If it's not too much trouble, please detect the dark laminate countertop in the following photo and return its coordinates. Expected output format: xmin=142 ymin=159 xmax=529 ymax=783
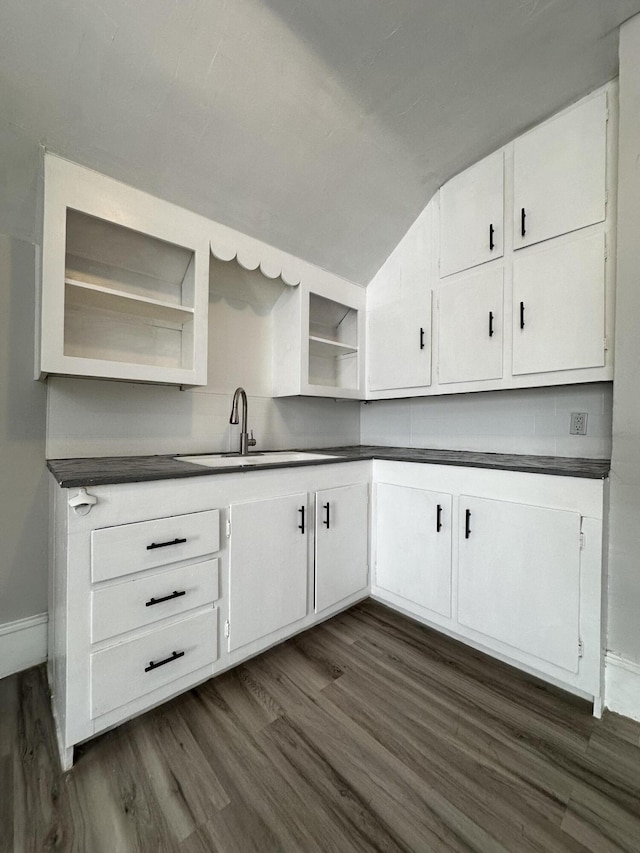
xmin=47 ymin=446 xmax=610 ymax=488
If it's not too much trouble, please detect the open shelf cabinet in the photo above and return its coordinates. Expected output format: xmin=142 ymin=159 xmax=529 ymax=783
xmin=38 ymin=155 xmax=211 ymax=385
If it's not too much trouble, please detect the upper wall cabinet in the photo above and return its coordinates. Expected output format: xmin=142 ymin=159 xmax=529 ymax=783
xmin=367 ymin=293 xmax=431 ymax=392
xmin=439 ymin=150 xmax=504 ymax=278
xmin=272 ymin=277 xmax=366 ymax=399
xmin=39 ymin=155 xmax=211 ymax=385
xmin=513 ymin=91 xmax=608 ymax=250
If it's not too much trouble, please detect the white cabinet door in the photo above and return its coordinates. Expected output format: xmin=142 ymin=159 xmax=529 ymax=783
xmin=375 ymin=484 xmax=452 ymax=618
xmin=440 ymin=150 xmax=504 ymax=278
xmin=457 ymin=495 xmax=581 ymax=673
xmin=512 ymin=232 xmax=606 ymax=376
xmin=315 ymin=483 xmax=369 ymax=612
xmin=438 ymin=266 xmax=503 ymax=384
xmin=514 ymin=91 xmax=607 ymax=249
xmin=229 ymin=493 xmax=308 ymax=651
xmin=367 ymin=294 xmax=431 ymax=392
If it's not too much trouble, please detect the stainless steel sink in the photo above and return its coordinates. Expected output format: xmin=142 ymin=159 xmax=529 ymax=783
xmin=176 ymin=451 xmax=339 ymax=468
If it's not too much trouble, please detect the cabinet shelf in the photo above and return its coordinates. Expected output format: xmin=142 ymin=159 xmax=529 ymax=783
xmin=65 ymin=278 xmax=195 ymax=326
xmin=308 ymin=335 xmax=358 ymax=358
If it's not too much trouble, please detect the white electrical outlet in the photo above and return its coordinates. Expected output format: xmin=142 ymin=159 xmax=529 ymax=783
xmin=570 ymin=412 xmax=588 ymax=435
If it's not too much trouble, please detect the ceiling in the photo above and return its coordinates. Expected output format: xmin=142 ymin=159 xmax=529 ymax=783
xmin=1 ymin=0 xmax=639 ymax=284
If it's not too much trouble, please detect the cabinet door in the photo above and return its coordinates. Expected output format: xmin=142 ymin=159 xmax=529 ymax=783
xmin=315 ymin=483 xmax=369 ymax=612
xmin=514 ymin=91 xmax=607 ymax=249
xmin=229 ymin=493 xmax=308 ymax=651
xmin=367 ymin=294 xmax=431 ymax=392
xmin=375 ymin=484 xmax=452 ymax=618
xmin=440 ymin=150 xmax=504 ymax=278
xmin=458 ymin=495 xmax=581 ymax=672
xmin=438 ymin=267 xmax=503 ymax=384
xmin=512 ymin=232 xmax=605 ymax=376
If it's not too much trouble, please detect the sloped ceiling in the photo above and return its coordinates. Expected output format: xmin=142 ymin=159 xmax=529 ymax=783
xmin=1 ymin=0 xmax=639 ymax=284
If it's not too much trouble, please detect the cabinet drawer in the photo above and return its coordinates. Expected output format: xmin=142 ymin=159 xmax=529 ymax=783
xmin=90 ymin=609 xmax=217 ymax=718
xmin=91 ymin=558 xmax=219 ymax=643
xmin=91 ymin=509 xmax=219 ymax=582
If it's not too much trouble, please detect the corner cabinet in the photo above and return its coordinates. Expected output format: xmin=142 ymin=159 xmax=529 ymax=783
xmin=38 ymin=155 xmax=211 ymax=385
xmin=371 ymin=460 xmax=605 ymax=713
xmin=272 ymin=277 xmax=366 ymax=398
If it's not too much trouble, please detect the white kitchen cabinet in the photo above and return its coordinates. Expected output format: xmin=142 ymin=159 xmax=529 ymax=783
xmin=39 ymin=154 xmax=211 ymax=385
xmin=367 ymin=294 xmax=432 ymax=392
xmin=439 ymin=150 xmax=504 ymax=278
xmin=371 ymin=460 xmax=605 ymax=711
xmin=375 ymin=483 xmax=452 ymax=619
xmin=437 ymin=266 xmax=504 ymax=385
xmin=513 ymin=90 xmax=607 ymax=250
xmin=512 ymin=231 xmax=606 ymax=376
xmin=315 ymin=482 xmax=369 ymax=612
xmin=272 ymin=277 xmax=366 ymax=398
xmin=457 ymin=495 xmax=581 ymax=673
xmin=228 ymin=493 xmax=309 ymax=651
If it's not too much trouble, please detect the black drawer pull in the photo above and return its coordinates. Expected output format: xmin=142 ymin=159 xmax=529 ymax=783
xmin=419 ymin=327 xmax=425 ymax=350
xmin=323 ymin=502 xmax=331 ymax=529
xmin=465 ymin=509 xmax=472 ymax=539
xmin=144 ymin=650 xmax=184 ymax=673
xmin=146 ymin=537 xmax=187 ymax=551
xmin=521 ymin=207 xmax=526 ymax=237
xmin=298 ymin=505 xmax=306 ymax=534
xmin=489 ymin=223 xmax=495 ymax=251
xmin=488 ymin=311 xmax=494 ymax=338
xmin=436 ymin=503 xmax=443 ymax=533
xmin=145 ymin=590 xmax=186 ymax=607
xmin=519 ymin=301 xmax=525 ymax=330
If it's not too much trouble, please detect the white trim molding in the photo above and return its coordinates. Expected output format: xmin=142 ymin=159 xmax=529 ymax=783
xmin=605 ymin=652 xmax=640 ymax=722
xmin=0 ymin=613 xmax=48 ymax=680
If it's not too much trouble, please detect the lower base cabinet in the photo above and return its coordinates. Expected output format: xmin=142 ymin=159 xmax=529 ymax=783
xmin=375 ymin=483 xmax=452 ymax=618
xmin=372 ymin=460 xmax=604 ymax=710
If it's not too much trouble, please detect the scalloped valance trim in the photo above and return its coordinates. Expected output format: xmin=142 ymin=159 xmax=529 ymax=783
xmin=210 ymin=228 xmax=301 ymax=287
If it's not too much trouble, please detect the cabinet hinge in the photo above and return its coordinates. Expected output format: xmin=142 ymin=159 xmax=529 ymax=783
xmin=579 ymin=531 xmax=586 ymax=550
xmin=578 ymin=638 xmax=584 ymax=658
xmin=224 ymin=619 xmax=230 ymax=639
xmin=604 ymin=337 xmax=609 ymax=352
xmin=226 ymin=519 xmax=231 ymax=538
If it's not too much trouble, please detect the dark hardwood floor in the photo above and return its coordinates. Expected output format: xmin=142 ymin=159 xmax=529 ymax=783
xmin=3 ymin=600 xmax=640 ymax=852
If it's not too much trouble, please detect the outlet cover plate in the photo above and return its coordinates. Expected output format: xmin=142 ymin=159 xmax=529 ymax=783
xmin=570 ymin=412 xmax=588 ymax=435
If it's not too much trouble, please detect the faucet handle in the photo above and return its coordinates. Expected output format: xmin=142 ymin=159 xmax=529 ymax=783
xmin=248 ymin=430 xmax=257 ymax=447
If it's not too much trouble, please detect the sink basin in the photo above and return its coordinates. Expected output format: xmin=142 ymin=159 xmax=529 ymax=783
xmin=176 ymin=451 xmax=339 ymax=468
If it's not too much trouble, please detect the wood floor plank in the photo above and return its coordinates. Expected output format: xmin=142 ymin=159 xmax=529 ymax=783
xmin=5 ymin=600 xmax=640 ymax=852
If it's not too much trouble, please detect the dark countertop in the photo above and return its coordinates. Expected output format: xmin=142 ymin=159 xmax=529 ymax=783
xmin=47 ymin=446 xmax=611 ymax=489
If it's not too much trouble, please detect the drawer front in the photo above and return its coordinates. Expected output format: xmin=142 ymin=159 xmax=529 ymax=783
xmin=91 ymin=609 xmax=218 ymax=718
xmin=91 ymin=509 xmax=220 ymax=582
xmin=91 ymin=558 xmax=219 ymax=643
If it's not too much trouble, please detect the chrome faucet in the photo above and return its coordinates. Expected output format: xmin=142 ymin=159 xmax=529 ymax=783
xmin=229 ymin=387 xmax=256 ymax=456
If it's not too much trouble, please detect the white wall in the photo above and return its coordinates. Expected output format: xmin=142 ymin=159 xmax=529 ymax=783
xmin=608 ymin=14 xmax=640 ymax=665
xmin=0 ymin=123 xmax=48 ymax=625
xmin=362 ymin=384 xmax=613 ymax=458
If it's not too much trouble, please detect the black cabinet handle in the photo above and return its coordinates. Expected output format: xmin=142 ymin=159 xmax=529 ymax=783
xmin=465 ymin=509 xmax=472 ymax=539
xmin=521 ymin=207 xmax=526 ymax=238
xmin=145 ymin=590 xmax=186 ymax=607
xmin=298 ymin=505 xmax=305 ymax=534
xmin=146 ymin=537 xmax=187 ymax=551
xmin=419 ymin=327 xmax=425 ymax=350
xmin=323 ymin=502 xmax=330 ymax=529
xmin=519 ymin=301 xmax=525 ymax=330
xmin=489 ymin=223 xmax=495 ymax=251
xmin=436 ymin=503 xmax=443 ymax=533
xmin=488 ymin=311 xmax=494 ymax=338
xmin=145 ymin=650 xmax=184 ymax=673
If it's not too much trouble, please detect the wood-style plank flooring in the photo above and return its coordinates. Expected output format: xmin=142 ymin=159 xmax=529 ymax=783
xmin=3 ymin=600 xmax=640 ymax=852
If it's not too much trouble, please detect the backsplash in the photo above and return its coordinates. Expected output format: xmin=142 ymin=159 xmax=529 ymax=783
xmin=45 ymin=378 xmax=361 ymax=459
xmin=361 ymin=383 xmax=613 ymax=458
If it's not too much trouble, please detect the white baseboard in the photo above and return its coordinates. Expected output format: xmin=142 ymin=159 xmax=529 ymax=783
xmin=0 ymin=613 xmax=48 ymax=680
xmin=605 ymin=652 xmax=640 ymax=722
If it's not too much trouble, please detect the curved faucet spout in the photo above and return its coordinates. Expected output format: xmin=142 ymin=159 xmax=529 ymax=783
xmin=229 ymin=387 xmax=256 ymax=455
